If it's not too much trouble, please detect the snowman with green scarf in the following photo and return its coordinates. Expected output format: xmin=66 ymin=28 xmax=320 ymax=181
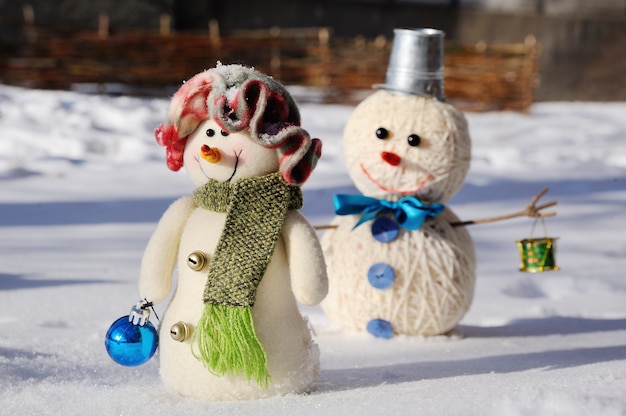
xmin=136 ymin=64 xmax=327 ymax=400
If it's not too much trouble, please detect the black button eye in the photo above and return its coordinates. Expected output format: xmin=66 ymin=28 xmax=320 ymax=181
xmin=206 ymin=129 xmax=216 ymax=137
xmin=407 ymin=134 xmax=421 ymax=147
xmin=376 ymin=127 xmax=389 ymax=139
xmin=220 ymin=130 xmax=229 ymax=137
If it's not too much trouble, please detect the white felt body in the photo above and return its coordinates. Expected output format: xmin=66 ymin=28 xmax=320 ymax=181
xmin=139 ymin=197 xmax=327 ymax=400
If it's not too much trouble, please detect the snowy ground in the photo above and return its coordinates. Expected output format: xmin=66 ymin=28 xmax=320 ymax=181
xmin=0 ymin=84 xmax=625 ymax=415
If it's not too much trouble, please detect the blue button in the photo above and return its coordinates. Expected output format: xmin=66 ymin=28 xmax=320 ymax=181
xmin=366 ymin=319 xmax=394 ymax=339
xmin=371 ymin=217 xmax=399 ymax=243
xmin=367 ymin=262 xmax=395 ymax=289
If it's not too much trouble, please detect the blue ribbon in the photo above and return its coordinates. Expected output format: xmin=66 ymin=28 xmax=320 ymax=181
xmin=333 ymin=194 xmax=445 ymax=231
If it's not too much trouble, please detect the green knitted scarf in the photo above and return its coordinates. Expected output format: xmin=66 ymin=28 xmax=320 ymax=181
xmin=191 ymin=172 xmax=303 ymax=387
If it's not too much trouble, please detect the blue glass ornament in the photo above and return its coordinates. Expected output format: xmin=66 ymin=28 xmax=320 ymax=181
xmin=366 ymin=318 xmax=394 ymax=339
xmin=367 ymin=262 xmax=395 ymax=289
xmin=105 ymin=316 xmax=158 ymax=366
xmin=371 ymin=217 xmax=399 ymax=243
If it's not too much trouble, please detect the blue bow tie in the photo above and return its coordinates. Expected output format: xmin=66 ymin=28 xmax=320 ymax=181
xmin=334 ymin=194 xmax=445 ymax=231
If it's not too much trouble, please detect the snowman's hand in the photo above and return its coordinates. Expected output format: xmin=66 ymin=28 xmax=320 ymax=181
xmin=524 ymin=187 xmax=558 ymax=218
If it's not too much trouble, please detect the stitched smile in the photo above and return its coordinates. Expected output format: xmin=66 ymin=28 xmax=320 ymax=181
xmin=226 ymin=149 xmax=242 ymax=182
xmin=196 ymin=149 xmax=242 ymax=182
xmin=360 ymin=162 xmax=433 ymax=195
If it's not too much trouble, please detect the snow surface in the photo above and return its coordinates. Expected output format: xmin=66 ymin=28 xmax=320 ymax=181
xmin=0 ymin=84 xmax=625 ymax=415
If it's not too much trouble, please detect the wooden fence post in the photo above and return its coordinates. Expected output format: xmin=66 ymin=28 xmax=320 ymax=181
xmin=23 ymin=4 xmax=35 ymax=25
xmin=98 ymin=13 xmax=109 ymax=39
xmin=22 ymin=4 xmax=37 ymax=42
xmin=209 ymin=18 xmax=220 ymax=42
xmin=318 ymin=27 xmax=331 ymax=87
xmin=160 ymin=14 xmax=171 ymax=36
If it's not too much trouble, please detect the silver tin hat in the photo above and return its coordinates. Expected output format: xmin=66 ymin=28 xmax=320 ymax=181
xmin=374 ymin=28 xmax=445 ymax=101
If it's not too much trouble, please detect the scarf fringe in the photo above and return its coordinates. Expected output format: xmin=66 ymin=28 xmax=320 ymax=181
xmin=192 ymin=303 xmax=270 ymax=387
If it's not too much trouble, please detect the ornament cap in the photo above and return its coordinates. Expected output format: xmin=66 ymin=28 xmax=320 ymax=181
xmin=129 ymin=299 xmax=152 ymax=326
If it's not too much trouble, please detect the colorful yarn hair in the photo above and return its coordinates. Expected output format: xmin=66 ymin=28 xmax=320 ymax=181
xmin=155 ymin=64 xmax=322 ymax=185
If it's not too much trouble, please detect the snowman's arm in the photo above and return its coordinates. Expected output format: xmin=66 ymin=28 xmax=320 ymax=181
xmin=451 ymin=187 xmax=557 ymax=227
xmin=139 ymin=196 xmax=195 ymax=304
xmin=282 ymin=210 xmax=328 ymax=306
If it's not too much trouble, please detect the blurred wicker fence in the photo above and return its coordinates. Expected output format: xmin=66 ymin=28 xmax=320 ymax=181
xmin=0 ymin=25 xmax=539 ymax=111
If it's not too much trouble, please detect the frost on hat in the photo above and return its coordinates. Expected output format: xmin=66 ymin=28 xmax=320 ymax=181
xmin=155 ymin=64 xmax=321 ymax=185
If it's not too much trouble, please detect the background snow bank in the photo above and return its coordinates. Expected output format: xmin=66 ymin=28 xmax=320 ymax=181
xmin=0 ymin=85 xmax=625 ymax=415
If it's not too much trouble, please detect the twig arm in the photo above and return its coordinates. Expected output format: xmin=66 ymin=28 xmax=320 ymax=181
xmin=314 ymin=224 xmax=338 ymax=231
xmin=451 ymin=187 xmax=558 ymax=228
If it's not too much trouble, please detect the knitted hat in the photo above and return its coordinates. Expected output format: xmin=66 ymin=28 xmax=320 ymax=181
xmin=155 ymin=64 xmax=322 ymax=185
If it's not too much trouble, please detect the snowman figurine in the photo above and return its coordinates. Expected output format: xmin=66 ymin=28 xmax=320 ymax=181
xmin=322 ymin=29 xmax=476 ymax=338
xmin=138 ymin=64 xmax=327 ymax=400
xmin=322 ymin=29 xmax=556 ymax=339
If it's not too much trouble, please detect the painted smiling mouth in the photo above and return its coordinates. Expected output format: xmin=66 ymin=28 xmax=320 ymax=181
xmin=360 ymin=162 xmax=433 ymax=195
xmin=196 ymin=149 xmax=242 ymax=182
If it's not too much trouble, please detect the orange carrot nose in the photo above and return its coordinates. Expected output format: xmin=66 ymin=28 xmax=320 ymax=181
xmin=200 ymin=144 xmax=221 ymax=163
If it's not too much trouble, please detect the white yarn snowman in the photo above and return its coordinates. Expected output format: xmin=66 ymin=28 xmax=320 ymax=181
xmin=321 ymin=29 xmax=476 ymax=338
xmin=321 ymin=29 xmax=556 ymax=338
xmin=139 ymin=65 xmax=327 ymax=400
